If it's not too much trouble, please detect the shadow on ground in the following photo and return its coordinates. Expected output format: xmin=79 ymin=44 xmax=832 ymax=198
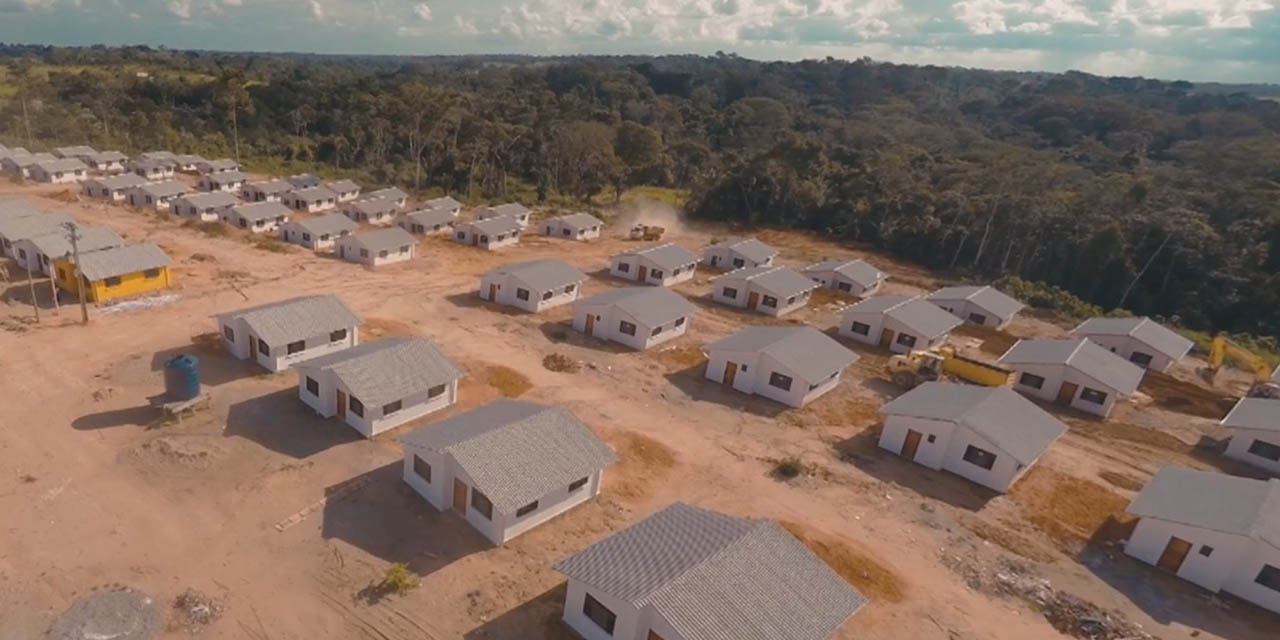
xmin=224 ymin=388 xmax=362 ymax=458
xmin=662 ymin=363 xmax=789 ymax=418
xmin=72 ymin=404 xmax=163 ymax=430
xmin=150 ymin=335 xmax=261 ymax=388
xmin=444 ymin=293 xmax=524 ymax=316
xmin=538 ymin=320 xmax=632 ymax=355
xmin=832 ymin=424 xmax=999 ymax=511
xmin=464 ymin=584 xmax=576 ymax=640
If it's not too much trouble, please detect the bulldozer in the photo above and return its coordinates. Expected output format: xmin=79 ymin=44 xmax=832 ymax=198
xmin=1198 ymin=335 xmax=1280 ymax=399
xmin=886 ymin=346 xmax=1012 ymax=389
xmin=628 ymin=224 xmax=665 ymax=241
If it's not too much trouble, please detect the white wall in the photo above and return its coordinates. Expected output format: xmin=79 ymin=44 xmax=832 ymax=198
xmin=1223 ymin=540 xmax=1280 ymax=614
xmin=609 ymin=255 xmax=696 ymax=287
xmin=702 ymin=246 xmax=772 ymax=270
xmin=542 ymin=221 xmax=600 ymax=241
xmin=300 ymin=371 xmax=459 ymax=438
xmin=32 ymin=167 xmax=86 ymax=184
xmin=933 ymin=299 xmax=1012 ymax=329
xmin=479 ymin=273 xmax=581 ymax=313
xmin=711 ymin=279 xmax=810 ymax=317
xmin=222 ymin=320 xmax=358 ymax=372
xmin=454 ymin=227 xmax=520 ymax=250
xmin=1077 ymin=334 xmax=1176 ymax=373
xmin=335 ymin=240 xmax=415 ymax=267
xmin=704 ymin=350 xmax=839 ymax=407
xmin=839 ymin=312 xmax=946 ymax=354
xmin=1224 ymin=428 xmax=1280 ymax=474
xmin=878 ymin=415 xmax=1025 ymax=492
xmin=1008 ymin=362 xmax=1119 ymax=418
xmin=562 ymin=580 xmax=645 ymax=640
xmin=1126 ymin=518 xmax=1252 ymax=594
xmin=573 ymin=304 xmax=688 ymax=351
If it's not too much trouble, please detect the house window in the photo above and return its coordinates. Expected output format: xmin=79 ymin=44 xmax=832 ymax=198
xmin=962 ymin=445 xmax=997 ymax=470
xmin=378 ymin=250 xmax=388 ymax=258
xmin=850 ymin=321 xmax=870 ymax=336
xmin=1019 ymin=373 xmax=1046 ymax=389
xmin=382 ymin=400 xmax=402 ymax=416
xmin=581 ymin=593 xmax=617 ymax=634
xmin=330 ymin=329 xmax=347 ymax=342
xmin=1256 ymin=565 xmax=1280 ymax=593
xmin=895 ymin=333 xmax=918 ymax=348
xmin=617 ymin=262 xmax=630 ymax=273
xmin=302 ymin=232 xmax=311 ymax=242
xmin=471 ymin=489 xmax=493 ymax=520
xmin=480 ymin=235 xmax=490 ymax=243
xmin=516 ymin=288 xmax=530 ymax=301
xmin=428 ymin=383 xmax=446 ymax=398
xmin=360 ymin=249 xmax=369 ymax=258
xmin=258 ymin=341 xmax=271 ymax=356
xmin=562 ymin=228 xmax=571 ymax=236
xmin=1199 ymin=545 xmax=1214 ymax=557
xmin=1079 ymin=387 xmax=1108 ymax=405
xmin=926 ymin=434 xmax=936 ymax=443
xmin=837 ymin=281 xmax=853 ymax=292
xmin=1247 ymin=439 xmax=1280 ymax=462
xmin=569 ymin=477 xmax=589 ymax=492
xmin=399 ymin=245 xmax=409 ymax=254
xmin=732 ymin=258 xmax=745 ymax=268
xmin=104 ymin=276 xmax=122 ymax=287
xmin=516 ymin=501 xmax=538 ymax=517
xmin=287 ymin=340 xmax=305 ymax=355
xmin=619 ymin=321 xmax=637 ymax=336
xmin=722 ymin=287 xmax=738 ymax=299
xmin=542 ymin=291 xmax=554 ymax=301
xmin=761 ymin=295 xmax=778 ymax=308
xmin=652 ymin=325 xmax=664 ymax=336
xmin=650 ymin=270 xmax=664 ymax=280
xmin=223 ymin=326 xmax=235 ymax=341
xmin=305 ymin=376 xmax=319 ymax=396
xmin=1129 ymin=351 xmax=1154 ymax=367
xmin=769 ymin=372 xmax=793 ymax=391
xmin=674 ymin=317 xmax=685 ymax=327
xmin=349 ymin=396 xmax=364 ymax=417
xmin=968 ymin=312 xmax=988 ymax=324
xmin=565 ymin=284 xmax=577 ymax=293
xmin=456 ymin=231 xmax=466 ymax=240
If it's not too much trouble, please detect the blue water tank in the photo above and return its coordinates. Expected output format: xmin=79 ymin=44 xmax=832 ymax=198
xmin=163 ymin=354 xmax=201 ymax=402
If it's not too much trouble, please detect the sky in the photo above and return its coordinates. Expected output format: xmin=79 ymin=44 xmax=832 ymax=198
xmin=0 ymin=0 xmax=1277 ymax=83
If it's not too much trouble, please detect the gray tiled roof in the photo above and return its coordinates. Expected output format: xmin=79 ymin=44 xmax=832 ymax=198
xmin=246 ymin=179 xmax=294 ymax=195
xmin=299 ymin=337 xmax=463 ymax=407
xmin=999 ymin=338 xmax=1144 ymax=394
xmin=137 ymin=180 xmax=188 ymax=198
xmin=707 ymin=326 xmax=857 ymax=384
xmin=26 ymin=225 xmax=124 ymax=259
xmin=326 ymin=179 xmax=360 ymax=193
xmin=347 ymin=227 xmax=416 ymax=252
xmin=93 ymin=174 xmax=148 ymax=190
xmin=578 ymin=287 xmax=696 ymax=328
xmin=346 ymin=197 xmax=399 ymax=216
xmin=286 ymin=213 xmax=357 ymax=236
xmin=555 ymin=503 xmax=866 ymax=640
xmin=54 ymin=145 xmax=96 ymax=157
xmin=482 ymin=202 xmax=531 ymax=218
xmin=0 ymin=212 xmax=74 ymax=241
xmin=232 ymin=201 xmax=291 ymax=222
xmin=173 ymin=154 xmax=205 ymax=165
xmin=287 ymin=173 xmax=323 ymax=188
xmin=72 ymin=243 xmax=171 ymax=281
xmin=880 ymin=382 xmax=1066 ymax=464
xmin=218 ymin=295 xmax=359 ymax=346
xmin=465 ymin=216 xmax=523 ymax=236
xmin=424 ymin=195 xmax=462 ymax=210
xmin=90 ymin=151 xmax=128 ymax=163
xmin=1221 ymin=397 xmax=1280 ymax=433
xmin=204 ymin=170 xmax=247 ymax=185
xmin=485 ymin=259 xmax=586 ymax=292
xmin=1128 ymin=466 xmax=1280 ymax=549
xmin=803 ymin=259 xmax=885 ymax=288
xmin=202 ymin=159 xmax=240 ymax=172
xmin=619 ymin=243 xmax=699 ymax=271
xmin=176 ymin=191 xmax=238 ymax=209
xmin=401 ymin=207 xmax=457 ymax=228
xmin=928 ymin=285 xmax=1024 ymax=320
xmin=12 ymin=152 xmax=56 ymax=167
xmin=288 ymin=186 xmax=337 ymax=202
xmin=716 ymin=266 xmax=818 ymax=298
xmin=548 ymin=212 xmax=602 ymax=231
xmin=0 ymin=198 xmax=39 ymax=219
xmin=401 ymin=399 xmax=617 ymax=513
xmin=139 ymin=151 xmax=176 ymax=161
xmin=713 ymin=237 xmax=777 ymax=264
xmin=362 ymin=187 xmax=408 ymax=202
xmin=842 ymin=295 xmax=962 ymax=339
xmin=36 ymin=158 xmax=88 ymax=173
xmin=1073 ymin=316 xmax=1194 ymax=361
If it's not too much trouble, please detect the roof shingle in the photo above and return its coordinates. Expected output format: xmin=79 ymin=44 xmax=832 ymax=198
xmin=707 ymin=326 xmax=857 ymax=384
xmin=485 ymin=259 xmax=586 ymax=292
xmin=999 ymin=338 xmax=1144 ymax=394
xmin=1073 ymin=316 xmax=1194 ymax=361
xmin=218 ymin=295 xmax=359 ymax=346
xmin=299 ymin=338 xmax=464 ymax=407
xmin=577 ymin=287 xmax=696 ymax=328
xmin=1127 ymin=466 xmax=1280 ymax=550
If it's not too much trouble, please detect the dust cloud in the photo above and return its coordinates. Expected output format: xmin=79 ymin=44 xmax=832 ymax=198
xmin=610 ymin=196 xmax=686 ymax=235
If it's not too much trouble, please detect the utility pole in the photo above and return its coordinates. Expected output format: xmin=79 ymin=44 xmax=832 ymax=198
xmin=64 ymin=222 xmax=89 ymax=325
xmin=20 ymin=90 xmax=33 ymax=148
xmin=24 ymin=263 xmax=40 ymax=323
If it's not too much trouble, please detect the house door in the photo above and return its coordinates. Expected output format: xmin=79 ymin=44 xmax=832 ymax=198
xmin=488 ymin=284 xmax=497 ymax=301
xmin=471 ymin=233 xmax=479 ymax=246
xmin=336 ymin=389 xmax=347 ymax=418
xmin=1156 ymin=536 xmax=1193 ymax=573
xmin=879 ymin=328 xmax=894 ymax=348
xmin=901 ymin=429 xmax=923 ymax=460
xmin=584 ymin=314 xmax=596 ymax=336
xmin=1056 ymin=381 xmax=1079 ymax=405
xmin=452 ymin=479 xmax=468 ymax=514
xmin=710 ymin=255 xmax=719 ymax=267
xmin=723 ymin=362 xmax=738 ymax=387
xmin=647 ymin=632 xmax=667 ymax=640
xmin=249 ymin=336 xmax=258 ymax=359
xmin=638 ymin=265 xmax=649 ymax=281
xmin=747 ymin=292 xmax=760 ymax=309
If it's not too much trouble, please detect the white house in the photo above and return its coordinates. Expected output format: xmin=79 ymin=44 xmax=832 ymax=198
xmin=454 ymin=216 xmax=522 ymax=250
xmin=400 ymin=399 xmax=617 ymax=545
xmin=1125 ymin=467 xmax=1280 ymax=615
xmin=479 ymin=259 xmax=586 ymax=313
xmin=702 ymin=237 xmax=777 ymax=270
xmin=281 ymin=213 xmax=357 ymax=251
xmin=573 ymin=287 xmax=696 ymax=351
xmin=554 ymin=503 xmax=866 ymax=640
xmin=172 ymin=154 xmax=204 ymax=173
xmin=223 ymin=201 xmax=291 ymax=234
xmin=83 ymin=173 xmax=147 ymax=201
xmin=609 ymin=244 xmax=699 ymax=287
xmin=840 ymin=295 xmax=963 ymax=354
xmin=197 ymin=170 xmax=247 ymax=193
xmin=29 ymin=158 xmax=88 ymax=184
xmin=802 ymin=258 xmax=887 ymax=297
xmin=171 ymin=192 xmax=238 ymax=222
xmin=398 ymin=207 xmax=457 ymax=235
xmin=286 ymin=173 xmax=323 ymax=189
xmin=542 ymin=213 xmax=603 ymax=241
xmin=242 ymin=179 xmax=294 ymax=203
xmin=705 ymin=326 xmax=858 ymax=408
xmin=1222 ymin=398 xmax=1280 ymax=475
xmin=0 ymin=212 xmax=73 ymax=259
xmin=125 ymin=180 xmax=188 ymax=209
xmin=52 ymin=145 xmax=96 ymax=160
xmin=478 ymin=202 xmax=531 ymax=228
xmin=928 ymin=285 xmax=1024 ymax=329
xmin=4 ymin=153 xmax=56 ymax=178
xmin=1072 ymin=316 xmax=1194 ymax=373
xmin=711 ymin=266 xmax=818 ymax=317
xmin=85 ymin=151 xmax=127 ymax=174
xmin=422 ymin=195 xmax=462 ymax=216
xmin=285 ymin=186 xmax=338 ymax=213
xmin=335 ymin=227 xmax=416 ymax=267
xmin=326 ymin=179 xmax=361 ymax=202
xmin=195 ymin=158 xmax=240 ymax=174
xmin=216 ymin=294 xmax=360 ymax=373
xmin=998 ymin=338 xmax=1145 ymax=418
xmin=138 ymin=151 xmax=176 ymax=162
xmin=296 ymin=338 xmax=464 ymax=438
xmin=342 ymin=196 xmax=399 ymax=225
xmin=12 ymin=225 xmax=123 ymax=277
xmin=878 ymin=382 xmax=1067 ymax=493
xmin=360 ymin=187 xmax=409 ymax=208
xmin=129 ymin=158 xmax=175 ymax=181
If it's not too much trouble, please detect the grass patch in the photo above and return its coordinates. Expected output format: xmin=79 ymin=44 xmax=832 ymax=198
xmin=480 ymin=365 xmax=533 ymax=397
xmin=779 ymin=521 xmax=906 ymax=603
xmin=1010 ymin=467 xmax=1129 ymax=551
xmin=620 ymin=185 xmax=690 ymax=207
xmin=1174 ymin=327 xmax=1280 ymax=370
xmin=606 ymin=431 xmax=676 ymax=500
xmin=249 ymin=235 xmax=289 ymax=253
xmin=960 ymin=515 xmax=1057 ymax=563
xmin=773 ymin=456 xmax=807 ymax=479
xmin=184 ymin=220 xmax=229 ymax=237
xmin=542 ymin=353 xmax=580 ymax=373
xmin=360 ymin=317 xmax=419 ymax=339
xmin=1098 ymin=471 xmax=1144 ymax=492
xmin=649 ymin=345 xmax=706 ymax=371
xmin=1069 ymin=419 xmax=1194 ymax=456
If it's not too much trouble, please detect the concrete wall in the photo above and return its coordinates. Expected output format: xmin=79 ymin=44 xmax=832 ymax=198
xmin=704 ymin=350 xmax=840 ymax=407
xmin=573 ymin=304 xmax=688 ymax=351
xmin=542 ymin=221 xmax=601 ymax=241
xmin=839 ymin=312 xmax=947 ymax=354
xmin=562 ymin=580 xmax=645 ymax=640
xmin=702 ymin=246 xmax=773 ymax=270
xmin=126 ymin=191 xmax=179 ymax=210
xmin=712 ymin=280 xmax=810 ymax=317
xmin=878 ymin=415 xmax=1024 ymax=492
xmin=454 ymin=227 xmax=520 ymax=250
xmin=813 ymin=271 xmax=882 ymax=297
xmin=1223 ymin=540 xmax=1280 ymax=614
xmin=281 ymin=226 xmax=348 ymax=251
xmin=173 ymin=202 xmax=226 ymax=222
xmin=222 ymin=213 xmax=285 ymax=234
xmin=298 ymin=369 xmax=458 ymax=438
xmin=400 ymin=219 xmax=456 ymax=236
xmin=1126 ymin=518 xmax=1252 ymax=594
xmin=1008 ymin=362 xmax=1119 ymax=418
xmin=199 ymin=177 xmax=244 ymax=192
xmin=335 ymin=240 xmax=415 ymax=267
xmin=933 ymin=298 xmax=1012 ymax=329
xmin=1224 ymin=428 xmax=1280 ymax=474
xmin=1077 ymin=334 xmax=1176 ymax=373
xmin=221 ymin=320 xmax=358 ymax=372
xmin=609 ymin=255 xmax=696 ymax=287
xmin=479 ymin=273 xmax=580 ymax=313
xmin=31 ymin=167 xmax=86 ymax=184
xmin=289 ymin=198 xmax=336 ymax=213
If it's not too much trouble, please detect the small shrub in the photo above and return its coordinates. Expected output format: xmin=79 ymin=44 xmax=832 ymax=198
xmin=542 ymin=353 xmax=580 ymax=373
xmin=774 ymin=456 xmax=806 ymax=479
xmin=994 ymin=276 xmax=1106 ymax=320
xmin=250 ymin=235 xmax=289 ymax=253
xmin=187 ymin=221 xmax=229 ymax=237
xmin=379 ymin=563 xmax=420 ymax=595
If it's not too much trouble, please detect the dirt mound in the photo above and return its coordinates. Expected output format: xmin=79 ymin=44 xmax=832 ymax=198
xmin=173 ymin=588 xmax=223 ymax=629
xmin=605 ymin=431 xmax=676 ymax=500
xmin=1139 ymin=369 xmax=1232 ymax=419
xmin=478 ymin=365 xmax=532 ymax=397
xmin=953 ymin=323 xmax=1018 ymax=357
xmin=780 ymin=521 xmax=906 ymax=602
xmin=47 ymin=586 xmax=162 ymax=640
xmin=1011 ymin=467 xmax=1129 ymax=550
xmin=542 ymin=353 xmax=581 ymax=373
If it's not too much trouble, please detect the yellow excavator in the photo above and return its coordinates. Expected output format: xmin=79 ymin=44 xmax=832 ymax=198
xmin=886 ymin=346 xmax=1012 ymax=389
xmin=1199 ymin=335 xmax=1280 ymax=399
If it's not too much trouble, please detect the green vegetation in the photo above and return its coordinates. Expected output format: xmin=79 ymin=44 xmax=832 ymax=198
xmin=1174 ymin=328 xmax=1280 ymax=369
xmin=995 ymin=276 xmax=1122 ymax=321
xmin=774 ymin=456 xmax=806 ymax=479
xmin=378 ymin=564 xmax=420 ymax=596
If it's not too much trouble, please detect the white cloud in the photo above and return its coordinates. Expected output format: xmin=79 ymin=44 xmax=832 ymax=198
xmin=167 ymin=0 xmax=191 ymax=19
xmin=307 ymin=0 xmax=322 ymax=20
xmin=413 ymin=2 xmax=430 ymax=21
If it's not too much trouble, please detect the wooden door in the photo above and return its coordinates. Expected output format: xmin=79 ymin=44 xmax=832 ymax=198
xmin=638 ymin=265 xmax=649 ymax=282
xmin=647 ymin=632 xmax=666 ymax=640
xmin=452 ymin=479 xmax=468 ymax=514
xmin=901 ymin=429 xmax=923 ymax=460
xmin=710 ymin=255 xmax=719 ymax=267
xmin=1156 ymin=536 xmax=1192 ymax=573
xmin=1056 ymin=381 xmax=1078 ymax=405
xmin=487 ymin=284 xmax=497 ymax=301
xmin=747 ymin=291 xmax=760 ymax=309
xmin=584 ymin=314 xmax=596 ymax=336
xmin=249 ymin=336 xmax=258 ymax=358
xmin=723 ymin=362 xmax=738 ymax=387
xmin=879 ymin=328 xmax=894 ymax=348
xmin=336 ymin=389 xmax=347 ymax=418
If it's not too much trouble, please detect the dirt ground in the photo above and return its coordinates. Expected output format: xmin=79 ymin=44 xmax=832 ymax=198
xmin=0 ymin=181 xmax=1276 ymax=640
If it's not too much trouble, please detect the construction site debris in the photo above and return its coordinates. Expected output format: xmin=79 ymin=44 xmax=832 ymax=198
xmin=46 ymin=586 xmax=162 ymax=640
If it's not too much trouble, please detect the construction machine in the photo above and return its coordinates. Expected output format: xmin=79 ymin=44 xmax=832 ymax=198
xmin=886 ymin=346 xmax=1012 ymax=389
xmin=1198 ymin=335 xmax=1280 ymax=399
xmin=628 ymin=224 xmax=665 ymax=241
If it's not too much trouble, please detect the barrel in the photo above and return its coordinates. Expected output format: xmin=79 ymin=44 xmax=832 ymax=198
xmin=163 ymin=354 xmax=201 ymax=402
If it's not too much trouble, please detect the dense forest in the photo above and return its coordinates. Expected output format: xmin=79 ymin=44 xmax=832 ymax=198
xmin=2 ymin=45 xmax=1279 ymax=341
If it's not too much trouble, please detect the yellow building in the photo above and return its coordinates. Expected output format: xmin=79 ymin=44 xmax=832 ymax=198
xmin=54 ymin=243 xmax=174 ymax=303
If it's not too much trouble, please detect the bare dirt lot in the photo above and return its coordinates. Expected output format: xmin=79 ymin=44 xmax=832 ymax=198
xmin=1 ymin=182 xmax=1276 ymax=640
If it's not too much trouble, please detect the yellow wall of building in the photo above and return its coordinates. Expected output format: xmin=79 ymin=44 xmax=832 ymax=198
xmin=54 ymin=260 xmax=173 ymax=303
